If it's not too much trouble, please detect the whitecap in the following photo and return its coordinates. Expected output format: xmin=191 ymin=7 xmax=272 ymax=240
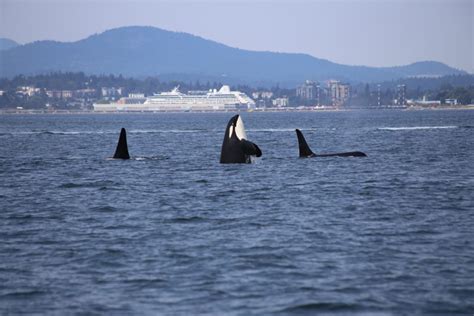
xmin=247 ymin=128 xmax=319 ymax=132
xmin=378 ymin=126 xmax=458 ymax=131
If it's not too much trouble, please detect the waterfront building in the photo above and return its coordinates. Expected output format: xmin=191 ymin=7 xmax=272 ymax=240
xmin=17 ymin=86 xmax=41 ymax=96
xmin=46 ymin=90 xmax=60 ymax=98
xmin=45 ymin=90 xmax=73 ymax=99
xmin=408 ymin=96 xmax=441 ymax=106
xmin=377 ymin=84 xmax=381 ymax=107
xmin=328 ymin=80 xmax=350 ymax=106
xmin=61 ymin=90 xmax=73 ymax=98
xmin=272 ymin=97 xmax=289 ymax=107
xmin=252 ymin=91 xmax=273 ymax=99
xmin=101 ymin=87 xmax=123 ymax=98
xmin=296 ymin=80 xmax=318 ymax=100
xmin=116 ymin=94 xmax=147 ymax=104
xmin=396 ymin=84 xmax=407 ymax=105
xmin=74 ymin=89 xmax=97 ymax=98
xmin=128 ymin=93 xmax=145 ymax=98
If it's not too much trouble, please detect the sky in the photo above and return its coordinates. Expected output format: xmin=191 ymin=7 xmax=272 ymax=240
xmin=1 ymin=0 xmax=473 ymax=73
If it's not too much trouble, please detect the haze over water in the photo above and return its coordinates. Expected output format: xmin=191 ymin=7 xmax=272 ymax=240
xmin=1 ymin=110 xmax=473 ymax=314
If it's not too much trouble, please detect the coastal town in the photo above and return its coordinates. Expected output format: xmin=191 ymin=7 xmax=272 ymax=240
xmin=0 ymin=73 xmax=473 ymax=112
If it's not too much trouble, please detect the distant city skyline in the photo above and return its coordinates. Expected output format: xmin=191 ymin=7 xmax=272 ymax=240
xmin=1 ymin=0 xmax=472 ymax=73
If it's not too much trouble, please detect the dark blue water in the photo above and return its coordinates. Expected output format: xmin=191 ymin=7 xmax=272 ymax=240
xmin=1 ymin=110 xmax=473 ymax=315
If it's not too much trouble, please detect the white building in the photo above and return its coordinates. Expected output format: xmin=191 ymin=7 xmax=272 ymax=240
xmin=272 ymin=97 xmax=289 ymax=107
xmin=101 ymin=87 xmax=123 ymax=98
xmin=17 ymin=86 xmax=41 ymax=96
xmin=296 ymin=80 xmax=318 ymax=100
xmin=408 ymin=96 xmax=441 ymax=105
xmin=128 ymin=93 xmax=145 ymax=99
xmin=252 ymin=91 xmax=274 ymax=99
xmin=328 ymin=80 xmax=350 ymax=106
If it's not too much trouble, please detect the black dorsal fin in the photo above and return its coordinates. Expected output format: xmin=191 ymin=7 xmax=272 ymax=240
xmin=295 ymin=129 xmax=315 ymax=157
xmin=113 ymin=128 xmax=130 ymax=159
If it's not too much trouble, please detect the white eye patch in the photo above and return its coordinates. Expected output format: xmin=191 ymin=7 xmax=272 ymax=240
xmin=235 ymin=116 xmax=247 ymax=140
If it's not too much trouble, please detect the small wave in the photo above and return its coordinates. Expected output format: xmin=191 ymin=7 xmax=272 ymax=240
xmin=1 ymin=129 xmax=207 ymax=136
xmin=1 ymin=128 xmax=326 ymax=136
xmin=91 ymin=206 xmax=119 ymax=213
xmin=59 ymin=180 xmax=118 ymax=188
xmin=130 ymin=129 xmax=205 ymax=134
xmin=47 ymin=131 xmax=111 ymax=135
xmin=106 ymin=156 xmax=167 ymax=161
xmin=1 ymin=290 xmax=46 ymax=299
xmin=0 ymin=130 xmax=115 ymax=135
xmin=123 ymin=277 xmax=165 ymax=285
xmin=170 ymin=216 xmax=206 ymax=223
xmin=132 ymin=156 xmax=168 ymax=161
xmin=248 ymin=128 xmax=318 ymax=132
xmin=195 ymin=179 xmax=209 ymax=184
xmin=378 ymin=126 xmax=457 ymax=131
xmin=279 ymin=302 xmax=360 ymax=313
xmin=60 ymin=183 xmax=85 ymax=188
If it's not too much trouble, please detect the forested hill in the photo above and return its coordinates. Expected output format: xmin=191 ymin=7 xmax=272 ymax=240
xmin=0 ymin=26 xmax=466 ymax=84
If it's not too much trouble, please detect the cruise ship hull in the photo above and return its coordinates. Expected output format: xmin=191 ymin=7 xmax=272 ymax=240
xmin=93 ymin=102 xmax=250 ymax=112
xmin=93 ymin=85 xmax=255 ymax=112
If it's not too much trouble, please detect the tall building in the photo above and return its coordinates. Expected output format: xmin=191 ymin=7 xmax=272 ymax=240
xmin=396 ymin=84 xmax=407 ymax=105
xmin=377 ymin=84 xmax=381 ymax=107
xmin=296 ymin=80 xmax=318 ymax=100
xmin=328 ymin=80 xmax=350 ymax=106
xmin=316 ymin=83 xmax=321 ymax=106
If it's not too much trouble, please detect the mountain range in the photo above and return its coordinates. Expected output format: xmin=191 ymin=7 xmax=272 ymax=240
xmin=0 ymin=26 xmax=466 ymax=86
xmin=0 ymin=38 xmax=19 ymax=51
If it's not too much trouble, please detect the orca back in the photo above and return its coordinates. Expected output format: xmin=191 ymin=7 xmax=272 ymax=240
xmin=113 ymin=128 xmax=130 ymax=159
xmin=317 ymin=151 xmax=367 ymax=157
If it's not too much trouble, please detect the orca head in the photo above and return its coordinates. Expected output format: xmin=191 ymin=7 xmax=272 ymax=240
xmin=227 ymin=114 xmax=247 ymax=141
xmin=220 ymin=114 xmax=261 ymax=163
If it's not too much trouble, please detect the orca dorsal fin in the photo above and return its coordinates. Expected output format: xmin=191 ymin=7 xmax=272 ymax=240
xmin=295 ymin=129 xmax=315 ymax=157
xmin=113 ymin=128 xmax=130 ymax=159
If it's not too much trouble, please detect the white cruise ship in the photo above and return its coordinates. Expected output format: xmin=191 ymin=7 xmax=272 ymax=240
xmin=93 ymin=85 xmax=255 ymax=112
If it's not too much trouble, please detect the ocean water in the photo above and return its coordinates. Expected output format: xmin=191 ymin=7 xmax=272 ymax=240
xmin=0 ymin=110 xmax=473 ymax=315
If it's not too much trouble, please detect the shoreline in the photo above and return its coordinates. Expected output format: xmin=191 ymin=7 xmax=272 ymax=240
xmin=0 ymin=106 xmax=473 ymax=115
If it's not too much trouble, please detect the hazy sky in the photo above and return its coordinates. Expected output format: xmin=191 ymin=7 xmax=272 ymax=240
xmin=1 ymin=0 xmax=473 ymax=72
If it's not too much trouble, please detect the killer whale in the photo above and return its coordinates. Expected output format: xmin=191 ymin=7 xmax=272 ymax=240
xmin=113 ymin=128 xmax=130 ymax=159
xmin=220 ymin=115 xmax=262 ymax=163
xmin=296 ymin=129 xmax=367 ymax=157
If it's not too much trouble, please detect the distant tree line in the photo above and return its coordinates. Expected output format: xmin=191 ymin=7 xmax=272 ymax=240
xmin=0 ymin=72 xmax=227 ymax=95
